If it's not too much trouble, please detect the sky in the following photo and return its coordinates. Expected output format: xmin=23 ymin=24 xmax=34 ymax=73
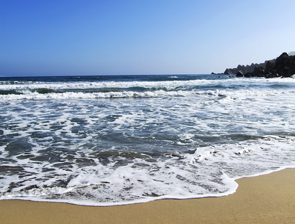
xmin=1 ymin=0 xmax=295 ymax=76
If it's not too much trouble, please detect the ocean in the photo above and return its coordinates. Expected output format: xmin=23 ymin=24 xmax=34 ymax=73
xmin=0 ymin=74 xmax=295 ymax=206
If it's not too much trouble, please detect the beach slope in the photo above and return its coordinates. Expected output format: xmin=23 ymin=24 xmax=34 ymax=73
xmin=0 ymin=169 xmax=294 ymax=224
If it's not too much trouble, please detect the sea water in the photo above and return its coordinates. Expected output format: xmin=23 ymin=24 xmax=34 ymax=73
xmin=0 ymin=74 xmax=295 ymax=206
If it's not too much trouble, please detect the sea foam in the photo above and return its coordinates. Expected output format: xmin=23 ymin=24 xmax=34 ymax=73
xmin=0 ymin=75 xmax=295 ymax=205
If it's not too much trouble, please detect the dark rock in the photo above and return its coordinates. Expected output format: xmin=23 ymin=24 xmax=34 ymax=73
xmin=236 ymin=71 xmax=244 ymax=77
xmin=224 ymin=69 xmax=232 ymax=75
xmin=224 ymin=61 xmax=271 ymax=76
xmin=251 ymin=66 xmax=265 ymax=77
xmin=244 ymin=72 xmax=252 ymax=78
xmin=234 ymin=52 xmax=295 ymax=78
xmin=275 ymin=52 xmax=289 ymax=67
xmin=265 ymin=73 xmax=274 ymax=78
xmin=272 ymin=52 xmax=295 ymax=77
xmin=265 ymin=60 xmax=274 ymax=72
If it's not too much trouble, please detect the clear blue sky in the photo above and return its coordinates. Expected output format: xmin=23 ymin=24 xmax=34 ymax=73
xmin=1 ymin=0 xmax=295 ymax=76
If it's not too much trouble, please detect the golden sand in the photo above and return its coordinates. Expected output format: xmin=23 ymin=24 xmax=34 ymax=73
xmin=1 ymin=169 xmax=295 ymax=224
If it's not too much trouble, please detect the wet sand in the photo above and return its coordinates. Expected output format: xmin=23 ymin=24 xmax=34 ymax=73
xmin=0 ymin=169 xmax=295 ymax=224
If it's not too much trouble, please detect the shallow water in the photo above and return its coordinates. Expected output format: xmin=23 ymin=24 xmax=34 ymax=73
xmin=0 ymin=74 xmax=295 ymax=205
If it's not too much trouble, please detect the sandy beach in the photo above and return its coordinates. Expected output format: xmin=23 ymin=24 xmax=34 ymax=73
xmin=0 ymin=168 xmax=294 ymax=224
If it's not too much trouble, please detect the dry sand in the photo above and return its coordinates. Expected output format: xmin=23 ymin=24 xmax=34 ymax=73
xmin=0 ymin=168 xmax=295 ymax=224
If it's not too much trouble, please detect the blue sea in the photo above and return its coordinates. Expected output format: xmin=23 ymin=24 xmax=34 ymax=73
xmin=0 ymin=74 xmax=295 ymax=206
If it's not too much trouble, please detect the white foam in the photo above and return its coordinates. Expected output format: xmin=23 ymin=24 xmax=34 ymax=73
xmin=1 ymin=77 xmax=295 ymax=206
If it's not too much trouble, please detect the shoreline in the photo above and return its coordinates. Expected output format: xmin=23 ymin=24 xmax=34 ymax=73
xmin=1 ymin=168 xmax=295 ymax=223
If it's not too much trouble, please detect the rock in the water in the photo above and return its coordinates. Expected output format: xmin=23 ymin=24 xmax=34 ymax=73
xmin=236 ymin=71 xmax=244 ymax=77
xmin=265 ymin=60 xmax=274 ymax=72
xmin=234 ymin=52 xmax=295 ymax=78
xmin=224 ymin=68 xmax=233 ymax=75
xmin=252 ymin=66 xmax=265 ymax=77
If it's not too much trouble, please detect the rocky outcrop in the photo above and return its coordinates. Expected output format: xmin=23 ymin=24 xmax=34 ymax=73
xmin=224 ymin=62 xmax=271 ymax=75
xmin=236 ymin=71 xmax=243 ymax=77
xmin=240 ymin=53 xmax=295 ymax=78
xmin=223 ymin=52 xmax=295 ymax=78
